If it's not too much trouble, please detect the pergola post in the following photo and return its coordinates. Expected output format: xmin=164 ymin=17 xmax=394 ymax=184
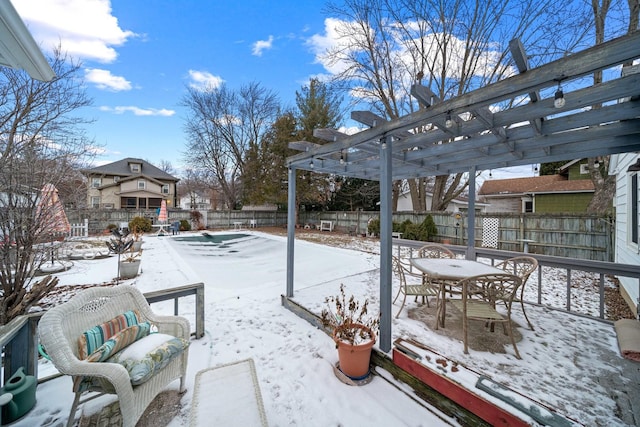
xmin=286 ymin=167 xmax=296 ymax=297
xmin=379 ymin=136 xmax=393 ymax=352
xmin=466 ymin=166 xmax=477 ymax=260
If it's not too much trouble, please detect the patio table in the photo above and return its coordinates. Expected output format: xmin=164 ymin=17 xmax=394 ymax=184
xmin=409 ymin=258 xmax=503 ymax=328
xmin=151 ymin=223 xmax=170 ymax=235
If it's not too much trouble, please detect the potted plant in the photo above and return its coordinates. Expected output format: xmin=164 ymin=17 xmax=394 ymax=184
xmin=321 ymin=284 xmax=380 ymax=381
xmin=105 ymin=229 xmax=139 ymax=280
xmin=118 ymin=246 xmax=142 ymax=279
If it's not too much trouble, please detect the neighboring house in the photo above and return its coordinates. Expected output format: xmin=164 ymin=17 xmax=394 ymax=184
xmin=396 ymin=190 xmax=488 ymax=213
xmin=83 ymin=158 xmax=179 ymax=210
xmin=179 ymin=191 xmax=212 ymax=210
xmin=610 ymin=152 xmax=640 ymax=317
xmin=478 ymin=160 xmax=595 ymax=213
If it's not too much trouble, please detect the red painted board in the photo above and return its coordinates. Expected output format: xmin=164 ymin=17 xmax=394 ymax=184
xmin=392 ymin=348 xmax=531 ymax=427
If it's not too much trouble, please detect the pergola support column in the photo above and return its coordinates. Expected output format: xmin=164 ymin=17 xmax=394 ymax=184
xmin=286 ymin=167 xmax=296 ymax=297
xmin=379 ymin=136 xmax=392 ymax=352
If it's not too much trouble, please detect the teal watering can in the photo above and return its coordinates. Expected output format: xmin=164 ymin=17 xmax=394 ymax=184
xmin=0 ymin=367 xmax=36 ymax=424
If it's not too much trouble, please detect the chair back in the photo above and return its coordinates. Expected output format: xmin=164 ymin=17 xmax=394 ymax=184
xmin=392 ymin=256 xmax=422 ymax=284
xmin=459 ymin=273 xmax=522 ymax=307
xmin=496 ymin=256 xmax=538 ymax=283
xmin=416 ymin=243 xmax=455 ymax=259
xmin=392 ymin=256 xmax=409 ymax=286
xmin=39 ymin=285 xmax=156 ymax=369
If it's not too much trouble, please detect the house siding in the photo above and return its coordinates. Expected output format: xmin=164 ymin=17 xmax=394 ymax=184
xmin=567 ymin=162 xmax=590 ymax=180
xmin=614 ymin=153 xmax=640 ymax=316
xmin=482 ymin=197 xmax=526 ymax=213
xmin=534 ymin=193 xmax=593 ymax=213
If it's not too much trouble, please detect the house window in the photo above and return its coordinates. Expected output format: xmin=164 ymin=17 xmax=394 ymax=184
xmin=138 ymin=180 xmax=146 ymax=190
xmin=524 ymin=201 xmax=534 ymax=213
xmin=91 ymin=196 xmax=100 ymax=208
xmin=113 ymin=176 xmax=120 ymax=183
xmin=92 ymin=178 xmax=101 ymax=188
xmin=632 ymin=173 xmax=638 ymax=245
xmin=162 ymin=184 xmax=170 ymax=194
xmin=580 ymin=164 xmax=589 ymax=174
xmin=121 ymin=197 xmax=137 ymax=209
xmin=130 ymin=163 xmax=141 ymax=173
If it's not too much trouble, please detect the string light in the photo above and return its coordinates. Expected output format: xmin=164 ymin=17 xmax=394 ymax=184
xmin=554 ymin=82 xmax=565 ymax=109
xmin=445 ymin=112 xmax=454 ymax=128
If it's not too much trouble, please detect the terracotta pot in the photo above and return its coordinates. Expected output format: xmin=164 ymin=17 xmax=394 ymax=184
xmin=333 ymin=324 xmax=375 ymax=379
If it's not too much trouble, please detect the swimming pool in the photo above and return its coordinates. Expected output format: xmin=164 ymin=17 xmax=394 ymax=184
xmin=172 ymin=233 xmax=254 ymax=254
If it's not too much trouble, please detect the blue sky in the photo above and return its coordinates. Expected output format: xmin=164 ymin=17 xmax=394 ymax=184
xmin=13 ymin=0 xmax=331 ymax=169
xmin=12 ymin=0 xmax=534 ymax=181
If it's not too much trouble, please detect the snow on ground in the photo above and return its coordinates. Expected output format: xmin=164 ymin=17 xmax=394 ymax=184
xmin=16 ymin=230 xmax=636 ymax=426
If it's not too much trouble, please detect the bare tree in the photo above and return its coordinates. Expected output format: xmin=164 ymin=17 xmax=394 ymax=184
xmin=322 ymin=0 xmax=589 ymax=210
xmin=181 ymin=81 xmax=280 ymax=209
xmin=586 ymin=0 xmax=639 ymax=214
xmin=0 ymin=48 xmax=95 ymax=324
xmin=157 ymin=159 xmax=176 ymax=175
xmin=177 ymin=168 xmax=214 ymax=209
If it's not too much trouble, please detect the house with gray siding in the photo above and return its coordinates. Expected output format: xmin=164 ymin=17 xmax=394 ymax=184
xmin=611 ymin=152 xmax=640 ymax=317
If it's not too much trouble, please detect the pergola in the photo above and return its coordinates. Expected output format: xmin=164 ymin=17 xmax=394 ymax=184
xmin=285 ymin=31 xmax=640 ymax=352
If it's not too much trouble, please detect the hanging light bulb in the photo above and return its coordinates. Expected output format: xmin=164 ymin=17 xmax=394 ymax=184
xmin=554 ymin=82 xmax=565 ymax=109
xmin=339 ymin=151 xmax=345 ymax=165
xmin=489 ymin=170 xmax=493 ymax=178
xmin=445 ymin=113 xmax=454 ymax=128
xmin=309 ymin=159 xmax=314 ymax=169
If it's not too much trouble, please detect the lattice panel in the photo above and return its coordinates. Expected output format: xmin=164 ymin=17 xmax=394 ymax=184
xmin=482 ymin=218 xmax=499 ymax=248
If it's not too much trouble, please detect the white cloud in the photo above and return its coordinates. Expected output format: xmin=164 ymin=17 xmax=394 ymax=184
xmin=85 ymin=68 xmax=131 ymax=91
xmin=99 ymin=106 xmax=175 ymax=116
xmin=187 ymin=70 xmax=224 ymax=91
xmin=13 ymin=0 xmax=136 ymax=63
xmin=307 ymin=17 xmax=515 ymax=87
xmin=252 ymin=35 xmax=274 ymax=56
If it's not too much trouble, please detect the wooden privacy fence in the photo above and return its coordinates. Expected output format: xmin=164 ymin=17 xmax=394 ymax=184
xmin=64 ymin=209 xmax=613 ymax=261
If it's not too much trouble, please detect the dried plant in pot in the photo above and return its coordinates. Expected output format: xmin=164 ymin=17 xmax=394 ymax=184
xmin=321 ymin=284 xmax=380 ymax=380
xmin=105 ymin=229 xmax=141 ymax=280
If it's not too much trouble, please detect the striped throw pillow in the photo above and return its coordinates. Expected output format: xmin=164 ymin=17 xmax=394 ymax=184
xmin=77 ymin=310 xmax=142 ymax=359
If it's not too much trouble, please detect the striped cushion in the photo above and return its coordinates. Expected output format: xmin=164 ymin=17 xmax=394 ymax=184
xmin=85 ymin=322 xmax=151 ymax=363
xmin=77 ymin=310 xmax=142 ymax=359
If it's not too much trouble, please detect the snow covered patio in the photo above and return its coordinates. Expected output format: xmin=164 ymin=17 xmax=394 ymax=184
xmin=13 ymin=230 xmax=640 ymax=426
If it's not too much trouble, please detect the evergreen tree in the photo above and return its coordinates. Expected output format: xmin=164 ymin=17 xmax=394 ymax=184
xmin=294 ymin=79 xmax=343 ymax=213
xmin=242 ymin=112 xmax=297 ymax=208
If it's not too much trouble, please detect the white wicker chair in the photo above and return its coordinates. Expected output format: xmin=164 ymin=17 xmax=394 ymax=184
xmin=38 ymin=285 xmax=190 ymax=427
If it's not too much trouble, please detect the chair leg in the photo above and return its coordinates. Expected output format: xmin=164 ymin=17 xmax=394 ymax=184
xmin=520 ymin=300 xmax=534 ymax=330
xmin=462 ymin=309 xmax=469 ymax=354
xmin=393 ymin=285 xmax=402 ymax=304
xmin=506 ymin=321 xmax=522 ymax=359
xmin=67 ymin=393 xmax=82 ymax=427
xmin=395 ymin=292 xmax=407 ymax=318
